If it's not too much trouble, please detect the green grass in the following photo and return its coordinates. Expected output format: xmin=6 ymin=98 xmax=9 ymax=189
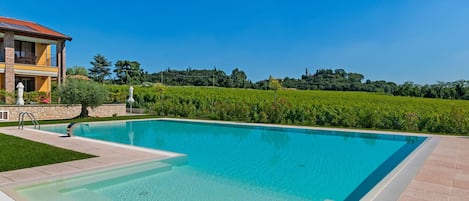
xmin=0 ymin=115 xmax=157 ymax=172
xmin=0 ymin=134 xmax=95 ymax=172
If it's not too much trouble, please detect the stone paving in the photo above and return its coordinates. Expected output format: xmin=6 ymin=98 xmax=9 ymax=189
xmin=0 ymin=127 xmax=169 ymax=187
xmin=398 ymin=136 xmax=469 ymax=201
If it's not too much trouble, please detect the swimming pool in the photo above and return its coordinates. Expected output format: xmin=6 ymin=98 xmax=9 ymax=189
xmin=19 ymin=119 xmax=426 ymax=201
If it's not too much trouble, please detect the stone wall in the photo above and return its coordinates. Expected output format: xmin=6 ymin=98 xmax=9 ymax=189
xmin=0 ymin=104 xmax=126 ymax=121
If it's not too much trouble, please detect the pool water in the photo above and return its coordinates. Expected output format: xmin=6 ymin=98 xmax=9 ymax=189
xmin=25 ymin=120 xmax=426 ymax=201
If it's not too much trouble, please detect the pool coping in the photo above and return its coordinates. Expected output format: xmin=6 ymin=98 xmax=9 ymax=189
xmin=0 ymin=124 xmax=186 ymax=201
xmin=0 ymin=118 xmax=465 ymax=200
xmin=362 ymin=134 xmax=439 ymax=201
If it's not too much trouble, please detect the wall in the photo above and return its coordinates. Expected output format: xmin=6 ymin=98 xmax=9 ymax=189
xmin=35 ymin=76 xmax=50 ymax=92
xmin=0 ymin=104 xmax=126 ymax=121
xmin=14 ymin=63 xmax=58 ymax=74
xmin=36 ymin=43 xmax=47 ymax=66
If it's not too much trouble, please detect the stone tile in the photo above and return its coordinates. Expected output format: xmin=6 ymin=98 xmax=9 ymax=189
xmin=34 ymin=164 xmax=79 ymax=175
xmin=402 ymin=184 xmax=450 ymax=201
xmin=458 ymin=157 xmax=469 ymax=164
xmin=0 ymin=176 xmax=13 ymax=186
xmin=424 ymin=159 xmax=456 ymax=169
xmin=450 ymin=188 xmax=469 ymax=201
xmin=408 ymin=180 xmax=451 ymax=194
xmin=454 ymin=174 xmax=469 ymax=190
xmin=61 ymin=158 xmax=107 ymax=169
xmin=414 ymin=166 xmax=458 ymax=186
xmin=1 ymin=169 xmax=49 ymax=183
xmin=456 ymin=162 xmax=469 ymax=170
xmin=398 ymin=193 xmax=428 ymax=201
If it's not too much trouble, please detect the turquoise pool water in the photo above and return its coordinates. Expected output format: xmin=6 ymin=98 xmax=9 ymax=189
xmin=31 ymin=120 xmax=426 ymax=201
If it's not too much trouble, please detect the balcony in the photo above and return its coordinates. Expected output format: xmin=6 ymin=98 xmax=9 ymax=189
xmin=15 ymin=56 xmax=36 ymax=65
xmin=14 ymin=55 xmax=57 ymax=67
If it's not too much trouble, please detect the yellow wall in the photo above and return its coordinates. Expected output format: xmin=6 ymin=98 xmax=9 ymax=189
xmin=35 ymin=76 xmax=50 ymax=92
xmin=36 ymin=43 xmax=47 ymax=66
xmin=13 ymin=61 xmax=56 ymax=94
xmin=14 ymin=64 xmax=58 ymax=73
xmin=36 ymin=43 xmax=51 ymax=66
xmin=35 ymin=43 xmax=52 ymax=67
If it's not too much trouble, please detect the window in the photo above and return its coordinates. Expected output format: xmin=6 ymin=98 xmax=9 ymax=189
xmin=14 ymin=40 xmax=36 ymax=64
xmin=15 ymin=77 xmax=36 ymax=92
xmin=0 ymin=38 xmax=4 ymax=62
xmin=0 ymin=111 xmax=9 ymax=120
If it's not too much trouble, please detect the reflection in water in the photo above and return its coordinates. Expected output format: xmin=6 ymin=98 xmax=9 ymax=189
xmin=360 ymin=133 xmax=378 ymax=146
xmin=209 ymin=124 xmax=250 ymax=140
xmin=154 ymin=131 xmax=165 ymax=147
xmin=261 ymin=129 xmax=290 ymax=149
xmin=341 ymin=132 xmax=356 ymax=143
xmin=261 ymin=129 xmax=291 ymax=166
xmin=406 ymin=136 xmax=419 ymax=144
xmin=127 ymin=123 xmax=135 ymax=145
xmin=128 ymin=130 xmax=135 ymax=145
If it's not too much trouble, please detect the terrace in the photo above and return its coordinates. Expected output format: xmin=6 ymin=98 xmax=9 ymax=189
xmin=0 ymin=118 xmax=468 ymax=200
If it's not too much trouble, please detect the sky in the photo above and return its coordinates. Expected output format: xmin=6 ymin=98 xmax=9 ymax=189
xmin=1 ymin=0 xmax=469 ymax=84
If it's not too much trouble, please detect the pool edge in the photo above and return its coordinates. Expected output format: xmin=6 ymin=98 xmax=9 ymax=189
xmin=6 ymin=118 xmax=442 ymax=201
xmin=361 ymin=136 xmax=439 ymax=201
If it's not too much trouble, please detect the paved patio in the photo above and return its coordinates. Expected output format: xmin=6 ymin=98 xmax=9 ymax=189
xmin=398 ymin=136 xmax=469 ymax=201
xmin=0 ymin=125 xmax=468 ymax=200
xmin=0 ymin=127 xmax=173 ymax=187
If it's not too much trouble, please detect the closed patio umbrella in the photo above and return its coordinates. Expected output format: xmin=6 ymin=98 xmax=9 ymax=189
xmin=16 ymin=82 xmax=24 ymax=106
xmin=127 ymin=86 xmax=135 ymax=114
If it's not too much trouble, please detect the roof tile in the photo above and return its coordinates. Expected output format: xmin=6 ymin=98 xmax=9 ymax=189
xmin=0 ymin=16 xmax=71 ymax=40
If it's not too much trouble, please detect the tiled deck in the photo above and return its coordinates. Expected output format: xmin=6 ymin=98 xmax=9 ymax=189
xmin=0 ymin=125 xmax=468 ymax=200
xmin=0 ymin=127 xmax=171 ymax=187
xmin=398 ymin=136 xmax=469 ymax=201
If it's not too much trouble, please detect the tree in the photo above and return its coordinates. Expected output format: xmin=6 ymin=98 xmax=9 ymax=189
xmin=57 ymin=78 xmax=108 ymax=118
xmin=269 ymin=75 xmax=282 ymax=107
xmin=230 ymin=68 xmax=248 ymax=88
xmin=66 ymin=66 xmax=89 ymax=76
xmin=268 ymin=76 xmax=282 ymax=90
xmin=89 ymin=54 xmax=112 ymax=83
xmin=114 ymin=60 xmax=145 ymax=84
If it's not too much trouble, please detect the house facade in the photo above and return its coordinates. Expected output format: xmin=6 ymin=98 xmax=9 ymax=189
xmin=0 ymin=16 xmax=71 ymax=103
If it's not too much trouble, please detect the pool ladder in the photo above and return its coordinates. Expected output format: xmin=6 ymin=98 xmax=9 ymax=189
xmin=18 ymin=112 xmax=40 ymax=130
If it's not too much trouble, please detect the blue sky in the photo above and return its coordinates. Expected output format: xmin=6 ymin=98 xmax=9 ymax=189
xmin=2 ymin=0 xmax=469 ymax=84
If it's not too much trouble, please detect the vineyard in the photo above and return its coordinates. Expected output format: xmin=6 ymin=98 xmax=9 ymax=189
xmin=106 ymin=85 xmax=469 ymax=135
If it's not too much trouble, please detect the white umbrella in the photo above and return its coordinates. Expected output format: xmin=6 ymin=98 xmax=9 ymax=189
xmin=16 ymin=82 xmax=24 ymax=106
xmin=127 ymin=86 xmax=135 ymax=114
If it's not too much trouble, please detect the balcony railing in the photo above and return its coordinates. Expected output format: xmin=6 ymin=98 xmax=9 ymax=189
xmin=14 ymin=55 xmax=57 ymax=67
xmin=15 ymin=56 xmax=37 ymax=65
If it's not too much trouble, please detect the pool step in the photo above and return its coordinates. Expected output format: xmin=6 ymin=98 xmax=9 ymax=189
xmin=16 ymin=161 xmax=173 ymax=201
xmin=65 ymin=188 xmax=113 ymax=201
xmin=61 ymin=161 xmax=173 ymax=192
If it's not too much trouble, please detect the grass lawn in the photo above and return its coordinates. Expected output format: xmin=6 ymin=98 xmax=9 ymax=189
xmin=0 ymin=115 xmax=158 ymax=172
xmin=0 ymin=134 xmax=95 ymax=172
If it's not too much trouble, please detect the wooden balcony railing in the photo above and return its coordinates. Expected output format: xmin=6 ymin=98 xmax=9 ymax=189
xmin=14 ymin=56 xmax=57 ymax=67
xmin=15 ymin=56 xmax=37 ymax=65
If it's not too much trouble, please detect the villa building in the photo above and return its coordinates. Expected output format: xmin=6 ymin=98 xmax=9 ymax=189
xmin=0 ymin=16 xmax=71 ymax=103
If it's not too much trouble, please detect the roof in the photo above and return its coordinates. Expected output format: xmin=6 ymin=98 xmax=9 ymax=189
xmin=0 ymin=16 xmax=72 ymax=41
